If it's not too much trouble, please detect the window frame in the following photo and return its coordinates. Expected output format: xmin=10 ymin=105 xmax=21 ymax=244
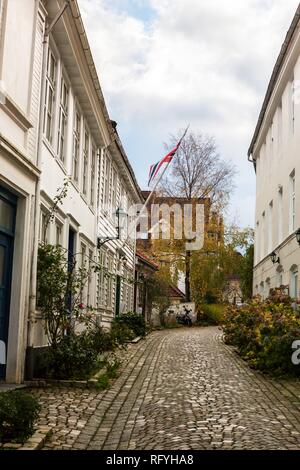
xmin=43 ymin=46 xmax=57 ymax=144
xmin=57 ymin=74 xmax=69 ymax=163
xmin=72 ymin=108 xmax=81 ymax=183
xmin=82 ymin=128 xmax=89 ymax=196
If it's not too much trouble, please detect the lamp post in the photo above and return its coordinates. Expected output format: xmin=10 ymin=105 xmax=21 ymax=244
xmin=97 ymin=207 xmax=127 ymax=249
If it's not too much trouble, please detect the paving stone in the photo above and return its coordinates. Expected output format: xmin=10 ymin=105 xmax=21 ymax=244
xmin=27 ymin=328 xmax=300 ymax=450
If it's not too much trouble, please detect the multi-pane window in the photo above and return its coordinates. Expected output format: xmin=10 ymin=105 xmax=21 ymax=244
xmin=278 ymin=186 xmax=283 ymax=244
xmin=57 ymin=77 xmax=68 ymax=162
xmin=40 ymin=211 xmax=50 ymax=244
xmin=72 ymin=110 xmax=81 ymax=182
xmin=111 ymin=167 xmax=117 ymax=215
xmin=55 ymin=222 xmax=62 ymax=246
xmin=268 ymin=201 xmax=273 ymax=253
xmin=107 ymin=252 xmax=114 ymax=308
xmin=261 ymin=212 xmax=266 ymax=259
xmin=290 ymin=266 xmax=298 ymax=299
xmin=43 ymin=48 xmax=56 ymax=143
xmin=290 ymin=170 xmax=296 ymax=232
xmin=87 ymin=249 xmax=93 ymax=307
xmin=122 ymin=267 xmax=133 ymax=312
xmin=80 ymin=242 xmax=87 ymax=303
xmin=90 ymin=147 xmax=96 ymax=207
xmin=82 ymin=130 xmax=89 ymax=196
xmin=97 ymin=248 xmax=106 ymax=307
xmin=103 ymin=156 xmax=111 ymax=209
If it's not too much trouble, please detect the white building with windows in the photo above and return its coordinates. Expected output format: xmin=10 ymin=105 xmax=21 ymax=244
xmin=249 ymin=5 xmax=300 ymax=300
xmin=0 ymin=0 xmax=142 ymax=383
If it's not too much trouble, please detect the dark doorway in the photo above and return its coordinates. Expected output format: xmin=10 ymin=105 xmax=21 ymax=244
xmin=0 ymin=188 xmax=17 ymax=379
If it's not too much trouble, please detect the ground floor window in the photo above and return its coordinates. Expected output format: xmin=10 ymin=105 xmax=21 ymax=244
xmin=290 ymin=265 xmax=298 ymax=299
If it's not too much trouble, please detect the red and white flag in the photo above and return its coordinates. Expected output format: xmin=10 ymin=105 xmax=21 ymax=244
xmin=148 ymin=126 xmax=189 ymax=186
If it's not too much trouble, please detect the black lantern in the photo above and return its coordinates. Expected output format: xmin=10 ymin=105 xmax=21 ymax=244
xmin=296 ymin=228 xmax=300 ymax=246
xmin=270 ymin=251 xmax=280 ymax=265
xmin=97 ymin=207 xmax=127 ymax=248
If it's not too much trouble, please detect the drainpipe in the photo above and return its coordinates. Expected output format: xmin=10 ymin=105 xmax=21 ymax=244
xmin=26 ymin=1 xmax=70 ymax=379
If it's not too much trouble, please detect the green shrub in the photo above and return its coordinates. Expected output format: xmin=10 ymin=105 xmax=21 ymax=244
xmin=0 ymin=390 xmax=40 ymax=444
xmin=110 ymin=322 xmax=135 ymax=345
xmin=223 ymin=298 xmax=300 ymax=376
xmin=198 ymin=304 xmax=224 ymax=325
xmin=39 ymin=331 xmax=101 ymax=380
xmin=112 ymin=312 xmax=147 ymax=338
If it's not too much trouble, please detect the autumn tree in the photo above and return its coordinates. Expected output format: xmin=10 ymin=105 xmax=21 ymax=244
xmin=159 ymin=130 xmax=236 ymax=301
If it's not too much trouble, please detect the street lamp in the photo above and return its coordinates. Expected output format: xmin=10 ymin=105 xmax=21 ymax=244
xmin=97 ymin=207 xmax=127 ymax=248
xmin=270 ymin=251 xmax=280 ymax=265
xmin=296 ymin=228 xmax=300 ymax=246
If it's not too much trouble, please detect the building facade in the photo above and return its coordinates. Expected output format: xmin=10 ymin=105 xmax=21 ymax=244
xmin=0 ymin=0 xmax=142 ymax=383
xmin=249 ymin=5 xmax=300 ymax=300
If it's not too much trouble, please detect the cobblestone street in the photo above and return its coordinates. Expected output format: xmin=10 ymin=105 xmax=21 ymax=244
xmin=31 ymin=327 xmax=300 ymax=450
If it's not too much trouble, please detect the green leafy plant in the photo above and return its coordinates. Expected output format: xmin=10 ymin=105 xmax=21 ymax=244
xmin=197 ymin=304 xmax=224 ymax=325
xmin=223 ymin=293 xmax=300 ymax=376
xmin=37 ymin=324 xmax=120 ymax=380
xmin=0 ymin=391 xmax=40 ymax=444
xmin=112 ymin=312 xmax=147 ymax=338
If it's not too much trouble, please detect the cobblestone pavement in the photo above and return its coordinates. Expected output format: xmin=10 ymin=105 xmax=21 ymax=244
xmin=31 ymin=327 xmax=300 ymax=450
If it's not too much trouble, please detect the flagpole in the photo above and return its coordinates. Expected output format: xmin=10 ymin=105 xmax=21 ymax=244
xmin=120 ymin=125 xmax=189 ymax=250
xmin=120 ymin=157 xmax=171 ymax=250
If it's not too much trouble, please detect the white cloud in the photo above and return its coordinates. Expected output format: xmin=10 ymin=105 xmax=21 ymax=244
xmin=78 ymin=0 xmax=299 ymax=227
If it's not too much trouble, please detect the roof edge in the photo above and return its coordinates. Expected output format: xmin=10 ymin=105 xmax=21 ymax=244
xmin=248 ymin=5 xmax=300 ymax=158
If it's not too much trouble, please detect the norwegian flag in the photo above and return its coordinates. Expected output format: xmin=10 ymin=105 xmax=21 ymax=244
xmin=148 ymin=126 xmax=189 ymax=186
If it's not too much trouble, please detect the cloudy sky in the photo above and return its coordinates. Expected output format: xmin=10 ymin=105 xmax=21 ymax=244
xmin=78 ymin=0 xmax=299 ymax=227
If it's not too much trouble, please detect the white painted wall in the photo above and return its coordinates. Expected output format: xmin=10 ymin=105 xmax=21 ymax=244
xmin=253 ymin=28 xmax=300 ymax=299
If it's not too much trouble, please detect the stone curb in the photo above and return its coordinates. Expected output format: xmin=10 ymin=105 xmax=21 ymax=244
xmin=25 ymin=378 xmax=98 ymax=389
xmin=0 ymin=426 xmax=52 ymax=450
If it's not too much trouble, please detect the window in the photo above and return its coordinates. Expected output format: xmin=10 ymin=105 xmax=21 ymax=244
xmin=122 ymin=267 xmax=133 ymax=311
xmin=97 ymin=248 xmax=106 ymax=307
xmin=111 ymin=167 xmax=117 ymax=215
xmin=268 ymin=201 xmax=273 ymax=253
xmin=255 ymin=221 xmax=259 ymax=264
xmin=265 ymin=278 xmax=271 ymax=299
xmin=103 ymin=155 xmax=111 ymax=209
xmin=72 ymin=110 xmax=81 ymax=182
xmin=290 ymin=170 xmax=296 ymax=232
xmin=55 ymin=221 xmax=62 ymax=246
xmin=90 ymin=147 xmax=96 ymax=207
xmin=107 ymin=252 xmax=114 ymax=308
xmin=97 ymin=249 xmax=114 ymax=309
xmin=87 ymin=249 xmax=93 ymax=307
xmin=57 ymin=76 xmax=68 ymax=162
xmin=278 ymin=103 xmax=282 ymax=150
xmin=40 ymin=211 xmax=50 ymax=243
xmin=80 ymin=243 xmax=87 ymax=303
xmin=82 ymin=130 xmax=89 ymax=196
xmin=290 ymin=266 xmax=298 ymax=299
xmin=259 ymin=281 xmax=264 ymax=299
xmin=277 ymin=266 xmax=284 ymax=288
xmin=278 ymin=186 xmax=283 ymax=243
xmin=261 ymin=212 xmax=266 ymax=259
xmin=43 ymin=47 xmax=56 ymax=143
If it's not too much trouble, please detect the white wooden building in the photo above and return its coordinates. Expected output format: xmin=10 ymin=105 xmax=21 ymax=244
xmin=0 ymin=0 xmax=142 ymax=382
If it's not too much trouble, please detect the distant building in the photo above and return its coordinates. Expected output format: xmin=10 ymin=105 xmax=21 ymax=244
xmin=136 ymin=191 xmax=212 ymax=295
xmin=249 ymin=5 xmax=300 ymax=300
xmin=223 ymin=275 xmax=243 ymax=305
